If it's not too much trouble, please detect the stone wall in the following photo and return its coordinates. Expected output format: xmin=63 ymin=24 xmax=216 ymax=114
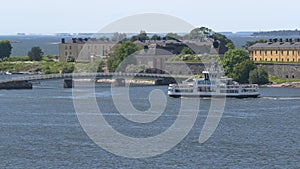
xmin=165 ymin=62 xmax=300 ymax=79
xmin=258 ymin=63 xmax=300 ymax=79
xmin=165 ymin=62 xmax=206 ymax=75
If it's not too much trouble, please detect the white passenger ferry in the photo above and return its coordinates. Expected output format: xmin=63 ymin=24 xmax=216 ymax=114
xmin=168 ymin=71 xmax=260 ymax=98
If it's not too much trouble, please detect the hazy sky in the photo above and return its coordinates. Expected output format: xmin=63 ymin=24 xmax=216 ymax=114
xmin=1 ymin=0 xmax=300 ymax=34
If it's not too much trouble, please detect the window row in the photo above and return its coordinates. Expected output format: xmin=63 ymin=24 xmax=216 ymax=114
xmin=252 ymin=50 xmax=300 ymax=56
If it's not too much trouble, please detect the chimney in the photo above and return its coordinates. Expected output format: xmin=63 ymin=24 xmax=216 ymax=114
xmin=72 ymin=38 xmax=77 ymax=43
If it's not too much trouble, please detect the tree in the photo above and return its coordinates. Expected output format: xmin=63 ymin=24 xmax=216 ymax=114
xmin=249 ymin=67 xmax=269 ymax=85
xmin=107 ymin=41 xmax=139 ymax=72
xmin=222 ymin=49 xmax=250 ymax=76
xmin=165 ymin=33 xmax=182 ymax=40
xmin=180 ymin=47 xmax=195 ymax=55
xmin=150 ymin=34 xmax=161 ymax=41
xmin=111 ymin=32 xmax=127 ymax=42
xmin=212 ymin=32 xmax=235 ymax=53
xmin=231 ymin=60 xmax=257 ymax=83
xmin=0 ymin=40 xmax=13 ymax=60
xmin=189 ymin=27 xmax=212 ymax=39
xmin=28 ymin=46 xmax=43 ymax=61
xmin=130 ymin=31 xmax=149 ymax=42
xmin=243 ymin=39 xmax=267 ymax=49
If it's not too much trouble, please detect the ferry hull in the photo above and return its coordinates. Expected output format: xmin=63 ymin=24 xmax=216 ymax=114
xmin=168 ymin=93 xmax=260 ymax=98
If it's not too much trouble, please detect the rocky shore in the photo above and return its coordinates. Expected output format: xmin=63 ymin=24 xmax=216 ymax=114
xmin=261 ymin=82 xmax=300 ymax=88
xmin=96 ymin=79 xmax=155 ymax=85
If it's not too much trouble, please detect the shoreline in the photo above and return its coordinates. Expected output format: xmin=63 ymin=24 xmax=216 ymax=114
xmin=260 ymin=82 xmax=300 ymax=88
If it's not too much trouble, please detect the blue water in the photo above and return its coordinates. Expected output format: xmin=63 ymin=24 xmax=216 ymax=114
xmin=0 ymin=80 xmax=299 ymax=168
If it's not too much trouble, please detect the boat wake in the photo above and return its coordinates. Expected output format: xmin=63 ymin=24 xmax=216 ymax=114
xmin=261 ymin=96 xmax=300 ymax=100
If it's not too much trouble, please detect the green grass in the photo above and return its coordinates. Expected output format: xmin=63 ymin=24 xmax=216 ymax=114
xmin=255 ymin=61 xmax=300 ymax=65
xmin=269 ymin=76 xmax=300 ymax=83
xmin=0 ymin=61 xmax=75 ymax=74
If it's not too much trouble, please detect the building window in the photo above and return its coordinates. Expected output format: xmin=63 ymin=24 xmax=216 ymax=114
xmin=260 ymin=58 xmax=262 ymax=61
xmin=287 ymin=58 xmax=289 ymax=62
xmin=65 ymin=52 xmax=68 ymax=56
xmin=265 ymin=58 xmax=267 ymax=61
xmin=282 ymin=58 xmax=284 ymax=62
xmin=69 ymin=52 xmax=72 ymax=55
xmin=270 ymin=58 xmax=272 ymax=61
xmin=287 ymin=51 xmax=289 ymax=56
xmin=69 ymin=46 xmax=72 ymax=50
xmin=276 ymin=50 xmax=278 ymax=55
xmin=276 ymin=58 xmax=278 ymax=62
xmin=255 ymin=58 xmax=257 ymax=61
xmin=65 ymin=46 xmax=67 ymax=50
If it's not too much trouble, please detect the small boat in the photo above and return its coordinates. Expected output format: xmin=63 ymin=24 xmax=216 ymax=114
xmin=5 ymin=71 xmax=12 ymax=75
xmin=168 ymin=71 xmax=260 ymax=98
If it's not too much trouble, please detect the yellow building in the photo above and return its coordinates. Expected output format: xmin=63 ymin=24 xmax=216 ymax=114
xmin=59 ymin=38 xmax=115 ymax=62
xmin=248 ymin=39 xmax=300 ymax=62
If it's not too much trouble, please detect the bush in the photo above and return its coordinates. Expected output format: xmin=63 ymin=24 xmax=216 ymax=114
xmin=249 ymin=67 xmax=269 ymax=85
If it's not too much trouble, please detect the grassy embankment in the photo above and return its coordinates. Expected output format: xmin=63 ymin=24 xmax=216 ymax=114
xmin=0 ymin=56 xmax=74 ymax=74
xmin=269 ymin=76 xmax=300 ymax=83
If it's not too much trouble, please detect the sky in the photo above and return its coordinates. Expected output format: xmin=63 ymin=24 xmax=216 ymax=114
xmin=1 ymin=0 xmax=300 ymax=35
